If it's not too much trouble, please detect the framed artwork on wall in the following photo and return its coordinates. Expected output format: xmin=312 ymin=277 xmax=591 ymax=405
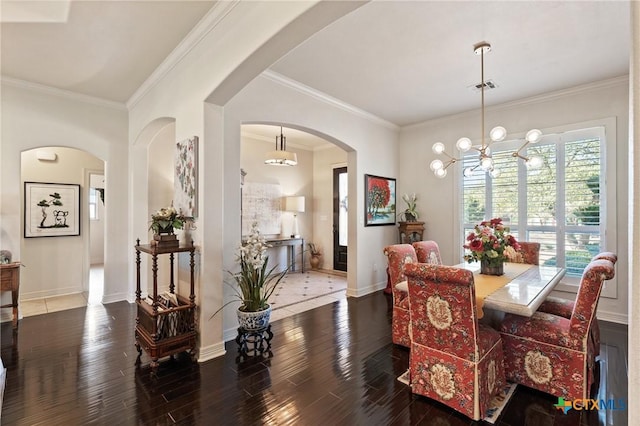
xmin=24 ymin=182 xmax=81 ymax=238
xmin=364 ymin=174 xmax=396 ymax=226
xmin=174 ymin=136 xmax=198 ymax=218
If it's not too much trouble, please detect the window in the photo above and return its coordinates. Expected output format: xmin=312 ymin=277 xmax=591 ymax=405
xmin=89 ymin=187 xmax=99 ymax=220
xmin=461 ymin=124 xmax=611 ymax=282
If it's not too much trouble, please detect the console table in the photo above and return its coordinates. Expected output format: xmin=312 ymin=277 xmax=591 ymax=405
xmin=1 ymin=263 xmax=20 ymax=329
xmin=267 ymin=237 xmax=304 ymax=273
xmin=398 ymin=221 xmax=425 ymax=244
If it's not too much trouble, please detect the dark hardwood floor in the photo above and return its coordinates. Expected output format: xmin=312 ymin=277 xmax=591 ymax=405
xmin=0 ymin=292 xmax=627 ymax=425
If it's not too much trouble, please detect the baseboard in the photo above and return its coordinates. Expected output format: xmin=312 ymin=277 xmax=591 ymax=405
xmin=198 ymin=341 xmax=227 ymax=363
xmin=347 ymin=280 xmax=386 ymax=298
xmin=597 ymin=309 xmax=628 ymax=325
xmin=101 ymin=292 xmax=130 ymax=304
xmin=20 ymin=286 xmax=83 ymax=300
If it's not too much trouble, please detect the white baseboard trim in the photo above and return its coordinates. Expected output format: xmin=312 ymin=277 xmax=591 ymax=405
xmin=597 ymin=309 xmax=628 ymax=325
xmin=198 ymin=342 xmax=227 ymax=363
xmin=102 ymin=292 xmax=130 ymax=304
xmin=20 ymin=287 xmax=83 ymax=300
xmin=346 ymin=280 xmax=386 ymax=298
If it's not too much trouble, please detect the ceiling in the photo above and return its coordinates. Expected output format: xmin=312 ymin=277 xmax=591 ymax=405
xmin=1 ymin=1 xmax=631 ymax=141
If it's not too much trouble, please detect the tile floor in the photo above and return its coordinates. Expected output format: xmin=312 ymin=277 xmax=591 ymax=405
xmin=19 ymin=268 xmax=348 ymax=323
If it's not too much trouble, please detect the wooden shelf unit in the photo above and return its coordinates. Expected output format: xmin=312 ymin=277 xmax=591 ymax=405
xmin=1 ymin=262 xmax=20 ymax=329
xmin=134 ymin=240 xmax=196 ymax=373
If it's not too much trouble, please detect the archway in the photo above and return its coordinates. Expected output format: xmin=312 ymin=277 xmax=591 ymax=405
xmin=19 ymin=146 xmax=104 ymax=314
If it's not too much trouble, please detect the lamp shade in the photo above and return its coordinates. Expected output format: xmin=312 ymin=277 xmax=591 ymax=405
xmin=285 ymin=196 xmax=305 ymax=213
xmin=264 ymin=150 xmax=297 ymax=166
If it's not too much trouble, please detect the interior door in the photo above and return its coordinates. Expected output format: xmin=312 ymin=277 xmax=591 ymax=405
xmin=333 ymin=167 xmax=348 ymax=271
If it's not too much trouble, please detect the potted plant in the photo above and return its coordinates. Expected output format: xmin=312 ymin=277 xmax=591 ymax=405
xmin=149 ymin=205 xmax=185 ymax=235
xmin=400 ymin=193 xmax=419 ymax=222
xmin=211 ymin=222 xmax=288 ymax=331
xmin=308 ymin=242 xmax=322 ymax=270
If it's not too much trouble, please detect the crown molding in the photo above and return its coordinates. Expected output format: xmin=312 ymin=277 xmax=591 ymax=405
xmin=1 ymin=76 xmax=127 ymax=111
xmin=404 ymin=75 xmax=630 ymax=130
xmin=261 ymin=70 xmax=399 ymax=131
xmin=126 ymin=0 xmax=240 ymax=110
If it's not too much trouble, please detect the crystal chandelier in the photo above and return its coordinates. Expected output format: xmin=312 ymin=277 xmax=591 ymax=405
xmin=265 ymin=126 xmax=297 ymax=166
xmin=429 ymin=41 xmax=543 ymax=179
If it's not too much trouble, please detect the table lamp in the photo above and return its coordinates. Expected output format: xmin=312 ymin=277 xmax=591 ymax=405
xmin=285 ymin=196 xmax=305 ymax=238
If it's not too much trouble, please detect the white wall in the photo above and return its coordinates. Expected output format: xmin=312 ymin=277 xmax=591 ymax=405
xmin=399 ymin=77 xmax=630 ymax=323
xmin=0 ymin=82 xmax=129 ymax=310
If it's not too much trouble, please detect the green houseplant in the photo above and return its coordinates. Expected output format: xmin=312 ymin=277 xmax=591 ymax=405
xmin=212 ymin=222 xmax=288 ymax=330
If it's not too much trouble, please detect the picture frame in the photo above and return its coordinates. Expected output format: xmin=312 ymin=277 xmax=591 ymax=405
xmin=24 ymin=182 xmax=81 ymax=238
xmin=174 ymin=136 xmax=198 ymax=218
xmin=364 ymin=174 xmax=396 ymax=226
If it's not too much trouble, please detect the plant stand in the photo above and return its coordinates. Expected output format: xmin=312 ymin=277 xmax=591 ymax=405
xmin=235 ymin=325 xmax=273 ymax=359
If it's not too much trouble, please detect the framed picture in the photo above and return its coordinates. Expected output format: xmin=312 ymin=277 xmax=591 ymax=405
xmin=365 ymin=174 xmax=396 ymax=226
xmin=24 ymin=182 xmax=81 ymax=238
xmin=174 ymin=136 xmax=198 ymax=218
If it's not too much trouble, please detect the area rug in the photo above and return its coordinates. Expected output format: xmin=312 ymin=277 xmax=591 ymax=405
xmin=396 ymin=370 xmax=517 ymax=424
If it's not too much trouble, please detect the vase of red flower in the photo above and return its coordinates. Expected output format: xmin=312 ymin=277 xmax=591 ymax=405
xmin=480 ymin=259 xmax=504 ymax=276
xmin=463 ymin=218 xmax=520 ymax=276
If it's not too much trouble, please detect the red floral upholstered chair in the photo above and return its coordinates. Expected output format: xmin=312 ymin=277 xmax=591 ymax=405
xmin=537 ymin=252 xmax=617 ymax=357
xmin=412 ymin=240 xmax=443 ymax=265
xmin=499 ymin=258 xmax=615 ymax=401
xmin=506 ymin=241 xmax=540 ymax=265
xmin=404 ymin=263 xmax=506 ymax=420
xmin=383 ymin=244 xmax=417 ymax=348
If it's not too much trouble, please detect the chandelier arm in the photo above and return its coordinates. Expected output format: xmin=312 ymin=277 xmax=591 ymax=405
xmin=511 ymin=140 xmax=531 ymax=160
xmin=439 ymin=150 xmax=457 ymax=160
xmin=442 ymin=158 xmax=457 ymax=170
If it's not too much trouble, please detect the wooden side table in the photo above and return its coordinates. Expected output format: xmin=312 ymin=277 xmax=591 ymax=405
xmin=1 ymin=262 xmax=21 ymax=329
xmin=134 ymin=240 xmax=197 ymax=374
xmin=398 ymin=221 xmax=425 ymax=244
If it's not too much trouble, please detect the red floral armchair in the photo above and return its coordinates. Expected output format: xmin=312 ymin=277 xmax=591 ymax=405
xmin=506 ymin=241 xmax=540 ymax=265
xmin=499 ymin=258 xmax=615 ymax=401
xmin=404 ymin=263 xmax=506 ymax=420
xmin=536 ymin=252 xmax=617 ymax=357
xmin=412 ymin=240 xmax=442 ymax=265
xmin=383 ymin=244 xmax=418 ymax=347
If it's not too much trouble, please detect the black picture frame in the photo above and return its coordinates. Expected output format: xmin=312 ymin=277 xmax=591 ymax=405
xmin=364 ymin=174 xmax=396 ymax=226
xmin=24 ymin=182 xmax=81 ymax=238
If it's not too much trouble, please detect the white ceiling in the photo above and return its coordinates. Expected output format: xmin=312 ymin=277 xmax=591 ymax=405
xmin=0 ymin=0 xmax=631 ymax=137
xmin=0 ymin=0 xmax=215 ymax=102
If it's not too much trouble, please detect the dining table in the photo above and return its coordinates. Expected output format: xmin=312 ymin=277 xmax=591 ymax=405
xmin=455 ymin=261 xmax=566 ymax=319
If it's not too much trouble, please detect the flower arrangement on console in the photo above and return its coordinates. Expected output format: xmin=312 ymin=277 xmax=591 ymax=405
xmin=463 ymin=218 xmax=520 ymax=268
xmin=149 ymin=205 xmax=186 ymax=234
xmin=230 ymin=222 xmax=288 ymax=313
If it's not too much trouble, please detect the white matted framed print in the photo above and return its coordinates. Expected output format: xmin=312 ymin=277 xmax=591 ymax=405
xmin=24 ymin=182 xmax=81 ymax=238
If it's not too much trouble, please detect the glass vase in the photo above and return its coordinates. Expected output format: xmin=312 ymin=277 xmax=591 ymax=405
xmin=480 ymin=259 xmax=504 ymax=276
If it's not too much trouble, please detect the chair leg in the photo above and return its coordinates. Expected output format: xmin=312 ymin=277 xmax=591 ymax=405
xmin=590 ymin=359 xmax=601 ymax=399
